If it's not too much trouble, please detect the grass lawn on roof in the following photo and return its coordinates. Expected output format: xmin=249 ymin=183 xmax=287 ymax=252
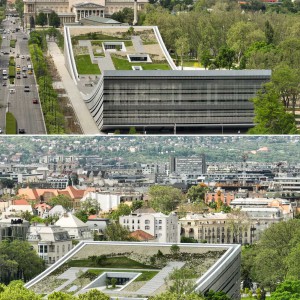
xmin=66 ymin=256 xmax=158 ymax=269
xmin=111 ymin=56 xmax=170 ymax=70
xmin=74 ymin=54 xmax=101 ymax=74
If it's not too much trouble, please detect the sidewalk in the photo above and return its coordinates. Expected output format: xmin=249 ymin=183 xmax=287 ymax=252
xmin=47 ymin=41 xmax=100 ymax=134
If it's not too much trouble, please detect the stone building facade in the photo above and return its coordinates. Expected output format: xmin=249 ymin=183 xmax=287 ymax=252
xmin=23 ymin=0 xmax=148 ymax=27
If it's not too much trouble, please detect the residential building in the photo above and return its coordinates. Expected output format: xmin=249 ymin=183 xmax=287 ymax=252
xmin=119 ymin=209 xmax=179 ymax=243
xmin=170 ymin=154 xmax=206 ymax=174
xmin=0 ymin=218 xmax=30 ymax=241
xmin=271 ymin=174 xmax=300 ymax=192
xmin=81 ymin=191 xmax=143 ymax=212
xmin=55 ymin=213 xmax=92 ymax=240
xmin=27 ymin=224 xmax=72 ymax=264
xmin=180 ymin=212 xmax=252 ymax=244
xmin=205 ymin=188 xmax=235 ymax=206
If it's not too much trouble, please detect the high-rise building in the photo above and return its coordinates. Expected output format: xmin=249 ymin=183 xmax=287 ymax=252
xmin=170 ymin=154 xmax=207 ymax=174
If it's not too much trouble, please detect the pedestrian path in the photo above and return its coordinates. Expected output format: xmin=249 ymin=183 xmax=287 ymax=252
xmin=55 ymin=267 xmax=88 ymax=292
xmin=132 ymin=36 xmax=145 ymax=53
xmin=98 ymin=51 xmax=115 ymax=71
xmin=47 ymin=41 xmax=100 ymax=134
xmin=135 ymin=262 xmax=185 ymax=295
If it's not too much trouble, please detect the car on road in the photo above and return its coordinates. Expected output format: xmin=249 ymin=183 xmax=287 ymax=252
xmin=24 ymin=85 xmax=30 ymax=92
xmin=16 ymin=53 xmax=19 ymax=58
xmin=32 ymin=98 xmax=38 ymax=104
xmin=18 ymin=129 xmax=25 ymax=134
xmin=22 ymin=37 xmax=28 ymax=40
xmin=16 ymin=74 xmax=21 ymax=79
xmin=22 ymin=73 xmax=27 ymax=78
xmin=2 ymin=82 xmax=7 ymax=86
xmin=21 ymin=55 xmax=25 ymax=59
xmin=0 ymin=128 xmax=2 ymax=134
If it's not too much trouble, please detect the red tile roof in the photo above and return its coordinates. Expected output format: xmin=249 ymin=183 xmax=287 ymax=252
xmin=130 ymin=230 xmax=155 ymax=241
xmin=14 ymin=199 xmax=30 ymax=205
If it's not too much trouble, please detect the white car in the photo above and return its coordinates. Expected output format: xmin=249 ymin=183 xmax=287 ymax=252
xmin=21 ymin=55 xmax=25 ymax=59
xmin=0 ymin=128 xmax=3 ymax=134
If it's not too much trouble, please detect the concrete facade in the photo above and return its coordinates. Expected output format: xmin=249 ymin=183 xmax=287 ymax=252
xmin=120 ymin=212 xmax=180 ymax=243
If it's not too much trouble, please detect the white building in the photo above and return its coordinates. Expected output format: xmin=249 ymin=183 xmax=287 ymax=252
xmin=48 ymin=205 xmax=68 ymax=218
xmin=81 ymin=192 xmax=121 ymax=212
xmin=55 ymin=213 xmax=92 ymax=240
xmin=27 ymin=224 xmax=72 ymax=264
xmin=120 ymin=210 xmax=180 ymax=243
xmin=272 ymin=174 xmax=300 ymax=192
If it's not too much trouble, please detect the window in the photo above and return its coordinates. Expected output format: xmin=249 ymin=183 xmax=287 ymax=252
xmin=57 ymin=245 xmax=59 ymax=252
xmin=145 ymin=226 xmax=150 ymax=230
xmin=159 ymin=220 xmax=162 ymax=224
xmin=145 ymin=219 xmax=150 ymax=224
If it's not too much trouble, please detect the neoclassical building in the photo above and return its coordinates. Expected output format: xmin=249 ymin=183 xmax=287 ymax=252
xmin=23 ymin=0 xmax=148 ymax=27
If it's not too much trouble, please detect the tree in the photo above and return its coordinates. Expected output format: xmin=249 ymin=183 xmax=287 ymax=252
xmin=47 ymin=194 xmax=73 ymax=210
xmin=36 ymin=12 xmax=47 ymax=27
xmin=112 ymin=8 xmax=134 ymax=24
xmin=150 ymin=292 xmax=204 ymax=300
xmin=227 ymin=22 xmax=264 ymax=64
xmin=48 ymin=292 xmax=74 ymax=300
xmin=49 ymin=11 xmax=60 ymax=28
xmin=175 ymin=36 xmax=190 ymax=69
xmin=186 ymin=184 xmax=208 ymax=203
xmin=248 ymin=85 xmax=298 ymax=134
xmin=170 ymin=244 xmax=180 ymax=257
xmin=227 ymin=209 xmax=250 ymax=244
xmin=131 ymin=200 xmax=144 ymax=211
xmin=0 ymin=280 xmax=42 ymax=300
xmin=77 ymin=289 xmax=110 ymax=300
xmin=148 ymin=185 xmax=184 ymax=214
xmin=110 ymin=203 xmax=131 ymax=221
xmin=249 ymin=219 xmax=300 ymax=290
xmin=0 ymin=179 xmax=15 ymax=189
xmin=0 ymin=240 xmax=46 ymax=282
xmin=74 ymin=210 xmax=89 ymax=223
xmin=104 ymin=222 xmax=136 ymax=241
xmin=204 ymin=290 xmax=231 ymax=300
xmin=80 ymin=198 xmax=101 ymax=215
xmin=128 ymin=127 xmax=137 ymax=134
xmin=271 ymin=64 xmax=300 ymax=114
xmin=165 ymin=267 xmax=197 ymax=296
xmin=215 ymin=46 xmax=235 ymax=69
xmin=69 ymin=173 xmax=79 ymax=186
xmin=198 ymin=49 xmax=212 ymax=69
xmin=269 ymin=280 xmax=300 ymax=300
xmin=29 ymin=16 xmax=35 ymax=29
xmin=264 ymin=20 xmax=274 ymax=45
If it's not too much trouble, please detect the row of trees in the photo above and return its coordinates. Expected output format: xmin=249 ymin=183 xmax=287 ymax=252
xmin=137 ymin=4 xmax=300 ymax=133
xmin=28 ymin=30 xmax=65 ymax=133
xmin=30 ymin=12 xmax=60 ymax=29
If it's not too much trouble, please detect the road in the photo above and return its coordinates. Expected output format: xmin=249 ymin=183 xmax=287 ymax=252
xmin=0 ymin=16 xmax=46 ymax=134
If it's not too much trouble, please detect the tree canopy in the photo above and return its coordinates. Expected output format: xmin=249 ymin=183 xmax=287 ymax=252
xmin=242 ymin=219 xmax=300 ymax=290
xmin=148 ymin=185 xmax=184 ymax=214
xmin=0 ymin=241 xmax=45 ymax=284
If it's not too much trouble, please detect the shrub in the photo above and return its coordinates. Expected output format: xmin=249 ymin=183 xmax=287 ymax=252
xmin=6 ymin=112 xmax=17 ymax=134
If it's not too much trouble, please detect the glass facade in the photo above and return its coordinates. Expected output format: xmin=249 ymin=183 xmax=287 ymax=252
xmin=99 ymin=70 xmax=271 ymax=129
